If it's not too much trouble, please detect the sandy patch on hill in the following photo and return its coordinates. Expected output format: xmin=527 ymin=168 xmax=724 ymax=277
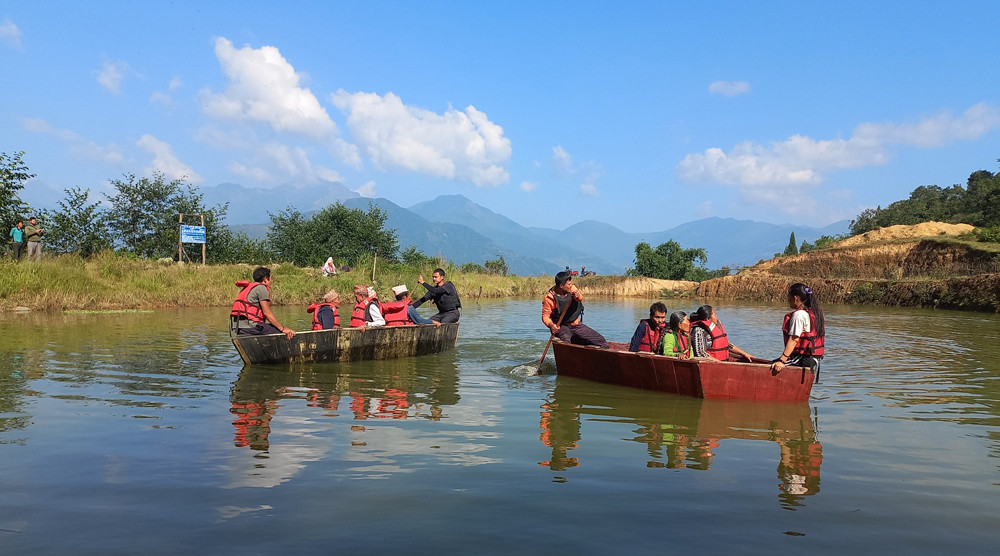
xmin=835 ymin=222 xmax=974 ymax=247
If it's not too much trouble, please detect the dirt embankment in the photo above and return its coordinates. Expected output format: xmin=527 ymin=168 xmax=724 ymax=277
xmin=695 ymin=222 xmax=1000 ymax=312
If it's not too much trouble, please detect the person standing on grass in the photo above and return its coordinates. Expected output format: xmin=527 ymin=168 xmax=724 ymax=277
xmin=23 ymin=217 xmax=43 ymax=262
xmin=8 ymin=220 xmax=25 ymax=261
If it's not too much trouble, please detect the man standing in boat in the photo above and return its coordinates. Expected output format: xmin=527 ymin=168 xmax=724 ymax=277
xmin=413 ymin=268 xmax=461 ymax=323
xmin=231 ymin=267 xmax=296 ymax=339
xmin=542 ymin=270 xmax=608 ymax=348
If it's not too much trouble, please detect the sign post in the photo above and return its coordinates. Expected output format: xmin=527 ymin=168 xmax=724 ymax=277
xmin=178 ymin=213 xmax=207 ymax=265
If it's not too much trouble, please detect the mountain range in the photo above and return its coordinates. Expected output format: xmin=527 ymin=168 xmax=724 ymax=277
xmin=217 ymin=182 xmax=849 ymax=276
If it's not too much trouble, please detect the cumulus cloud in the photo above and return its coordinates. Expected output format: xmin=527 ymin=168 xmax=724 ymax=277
xmin=356 ymin=181 xmax=376 ymax=198
xmin=201 ymin=37 xmax=337 ymax=140
xmin=137 ymin=135 xmax=203 ymax=184
xmin=332 ymin=90 xmax=511 ymax=187
xmin=709 ymin=81 xmax=750 ymax=96
xmin=97 ymin=60 xmax=129 ymax=94
xmin=150 ymin=76 xmax=183 ymax=107
xmin=21 ymin=117 xmax=124 ymax=164
xmin=1 ymin=18 xmax=22 ymax=49
xmin=580 ymin=167 xmax=603 ymax=197
xmin=228 ymin=143 xmax=343 ymax=185
xmin=552 ymin=146 xmax=573 ymax=176
xmin=678 ymin=102 xmax=1000 ymax=206
xmin=520 ymin=181 xmax=537 ymax=193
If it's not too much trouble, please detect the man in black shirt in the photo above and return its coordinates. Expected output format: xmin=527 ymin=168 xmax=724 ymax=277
xmin=414 ymin=268 xmax=461 ymax=323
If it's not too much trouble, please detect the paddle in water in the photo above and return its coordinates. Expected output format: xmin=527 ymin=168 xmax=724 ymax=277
xmin=536 ymin=300 xmax=573 ymax=373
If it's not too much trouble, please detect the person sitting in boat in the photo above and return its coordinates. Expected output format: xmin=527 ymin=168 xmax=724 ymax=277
xmin=230 ymin=266 xmax=296 ymax=339
xmin=629 ymin=302 xmax=668 ymax=352
xmin=772 ymin=282 xmax=826 ymax=372
xmin=413 ymin=268 xmax=462 ymax=323
xmin=689 ymin=304 xmax=754 ymax=361
xmin=307 ymin=289 xmax=341 ymax=330
xmin=382 ymin=285 xmax=441 ymax=327
xmin=321 ymin=256 xmax=338 ymax=277
xmin=661 ymin=310 xmax=692 ymax=358
xmin=542 ymin=270 xmax=609 ymax=348
xmin=349 ymin=284 xmax=385 ymax=329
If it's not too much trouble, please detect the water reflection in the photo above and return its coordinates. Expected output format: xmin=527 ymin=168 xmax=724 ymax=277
xmin=540 ymin=377 xmax=822 ymax=508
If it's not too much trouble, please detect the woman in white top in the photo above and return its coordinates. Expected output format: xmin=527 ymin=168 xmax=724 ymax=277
xmin=771 ymin=282 xmax=826 ymax=372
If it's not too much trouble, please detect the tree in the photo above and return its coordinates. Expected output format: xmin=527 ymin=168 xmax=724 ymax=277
xmin=783 ymin=232 xmax=798 ymax=256
xmin=267 ymin=202 xmax=399 ymax=267
xmin=0 ymin=151 xmax=35 ymax=230
xmin=45 ymin=187 xmax=112 ymax=257
xmin=484 ymin=254 xmax=509 ymax=276
xmin=400 ymin=245 xmax=435 ymax=266
xmin=628 ymin=240 xmax=710 ymax=281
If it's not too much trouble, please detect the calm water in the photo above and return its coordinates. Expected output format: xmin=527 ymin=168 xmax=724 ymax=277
xmin=2 ymin=298 xmax=999 ymax=554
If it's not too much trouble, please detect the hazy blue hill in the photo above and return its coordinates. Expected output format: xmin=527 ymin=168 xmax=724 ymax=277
xmin=203 ymin=181 xmax=359 ymax=224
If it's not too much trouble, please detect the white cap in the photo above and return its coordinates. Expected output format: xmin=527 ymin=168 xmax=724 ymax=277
xmin=392 ymin=285 xmax=408 ymax=296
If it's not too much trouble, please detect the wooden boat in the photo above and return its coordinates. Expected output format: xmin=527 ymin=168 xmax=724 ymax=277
xmin=232 ymin=323 xmax=459 ymax=365
xmin=551 ymin=340 xmax=815 ymax=402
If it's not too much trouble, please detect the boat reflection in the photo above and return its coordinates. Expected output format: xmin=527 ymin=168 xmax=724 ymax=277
xmin=540 ymin=377 xmax=822 ymax=508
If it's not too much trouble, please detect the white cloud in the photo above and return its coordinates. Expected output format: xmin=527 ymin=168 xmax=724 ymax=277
xmin=552 ymin=146 xmax=573 ymax=176
xmin=229 ymin=162 xmax=272 ymax=182
xmin=520 ymin=181 xmax=537 ymax=193
xmin=709 ymin=81 xmax=750 ymax=96
xmin=201 ymin=37 xmax=337 ymax=140
xmin=332 ymin=90 xmax=511 ymax=187
xmin=356 ymin=181 xmax=376 ymax=198
xmin=21 ymin=118 xmax=124 ymax=164
xmin=1 ymin=18 xmax=22 ymax=50
xmin=580 ymin=167 xmax=603 ymax=197
xmin=195 ymin=125 xmax=253 ymax=150
xmin=228 ymin=143 xmax=343 ymax=185
xmin=677 ymin=102 xmax=1000 ymax=208
xmin=97 ymin=60 xmax=129 ymax=94
xmin=137 ymin=134 xmax=203 ymax=184
xmin=150 ymin=77 xmax=183 ymax=107
xmin=169 ymin=76 xmax=182 ymax=90
xmin=580 ymin=182 xmax=599 ymax=196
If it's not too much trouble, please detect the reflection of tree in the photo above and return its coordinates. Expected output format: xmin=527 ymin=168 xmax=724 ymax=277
xmin=542 ymin=377 xmax=823 ymax=508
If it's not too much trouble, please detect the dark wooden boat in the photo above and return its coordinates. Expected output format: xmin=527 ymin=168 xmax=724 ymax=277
xmin=232 ymin=323 xmax=459 ymax=365
xmin=551 ymin=340 xmax=815 ymax=402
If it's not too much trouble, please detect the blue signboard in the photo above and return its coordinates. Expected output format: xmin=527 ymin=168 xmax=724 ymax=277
xmin=180 ymin=225 xmax=206 ymax=244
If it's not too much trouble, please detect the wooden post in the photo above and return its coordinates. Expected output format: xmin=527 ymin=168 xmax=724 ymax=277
xmin=200 ymin=213 xmax=206 ymax=265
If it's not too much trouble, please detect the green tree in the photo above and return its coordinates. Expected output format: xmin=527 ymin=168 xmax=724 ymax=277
xmin=628 ymin=240 xmax=709 ymax=281
xmin=1 ymin=151 xmax=35 ymax=230
xmin=400 ymin=245 xmax=434 ymax=266
xmin=783 ymin=232 xmax=798 ymax=256
xmin=267 ymin=202 xmax=399 ymax=267
xmin=484 ymin=254 xmax=508 ymax=276
xmin=45 ymin=187 xmax=112 ymax=257
xmin=799 ymin=239 xmax=815 ymax=254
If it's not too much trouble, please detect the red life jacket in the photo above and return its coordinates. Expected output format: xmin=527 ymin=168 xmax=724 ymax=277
xmin=783 ymin=309 xmax=825 ymax=357
xmin=231 ymin=281 xmax=269 ymax=323
xmin=667 ymin=331 xmax=691 ymax=356
xmin=637 ymin=319 xmax=665 ymax=352
xmin=349 ymin=296 xmax=380 ymax=327
xmin=691 ymin=319 xmax=730 ymax=360
xmin=307 ymin=302 xmax=340 ymax=330
xmin=381 ymin=300 xmax=411 ymax=326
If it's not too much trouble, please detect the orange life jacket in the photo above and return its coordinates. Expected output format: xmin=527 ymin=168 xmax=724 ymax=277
xmin=349 ymin=296 xmax=380 ymax=327
xmin=307 ymin=302 xmax=340 ymax=330
xmin=381 ymin=300 xmax=411 ymax=326
xmin=691 ymin=319 xmax=730 ymax=360
xmin=231 ymin=280 xmax=268 ymax=323
xmin=637 ymin=319 xmax=665 ymax=353
xmin=783 ymin=309 xmax=825 ymax=357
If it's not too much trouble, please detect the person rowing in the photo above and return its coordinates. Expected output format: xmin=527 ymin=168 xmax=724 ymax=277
xmin=542 ymin=270 xmax=608 ymax=348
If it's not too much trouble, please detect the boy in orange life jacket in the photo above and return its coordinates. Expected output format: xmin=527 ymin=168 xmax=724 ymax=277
xmin=231 ymin=266 xmax=296 ymax=339
xmin=542 ymin=271 xmax=609 ymax=348
xmin=629 ymin=302 xmax=668 ymax=352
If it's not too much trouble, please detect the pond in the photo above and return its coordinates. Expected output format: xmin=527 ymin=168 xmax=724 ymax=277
xmin=1 ymin=298 xmax=999 ymax=554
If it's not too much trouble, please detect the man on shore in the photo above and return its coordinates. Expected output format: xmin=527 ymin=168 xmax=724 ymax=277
xmin=24 ymin=217 xmax=43 ymax=262
xmin=231 ymin=267 xmax=296 ymax=339
xmin=413 ymin=268 xmax=461 ymax=323
xmin=542 ymin=270 xmax=608 ymax=348
xmin=8 ymin=220 xmax=24 ymax=261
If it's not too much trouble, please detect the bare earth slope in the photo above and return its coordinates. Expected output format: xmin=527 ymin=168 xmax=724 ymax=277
xmin=695 ymin=222 xmax=1000 ymax=312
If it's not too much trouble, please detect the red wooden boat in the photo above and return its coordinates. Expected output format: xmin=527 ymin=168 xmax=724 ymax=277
xmin=551 ymin=341 xmax=815 ymax=402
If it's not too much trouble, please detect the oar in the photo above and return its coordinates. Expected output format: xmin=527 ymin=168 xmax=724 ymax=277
xmin=537 ymin=298 xmax=573 ymax=373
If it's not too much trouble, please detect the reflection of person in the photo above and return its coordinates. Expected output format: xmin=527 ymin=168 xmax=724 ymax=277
xmin=414 ymin=268 xmax=461 ymax=323
xmin=772 ymin=282 xmax=826 ymax=372
xmin=629 ymin=302 xmax=667 ymax=352
xmin=23 ymin=217 xmax=43 ymax=262
xmin=542 ymin=271 xmax=608 ymax=348
xmin=349 ymin=285 xmax=385 ymax=328
xmin=307 ymin=289 xmax=341 ymax=330
xmin=690 ymin=304 xmax=754 ymax=361
xmin=231 ymin=266 xmax=296 ymax=339
xmin=661 ymin=311 xmax=692 ymax=358
xmin=8 ymin=220 xmax=25 ymax=261
xmin=321 ymin=256 xmax=338 ymax=276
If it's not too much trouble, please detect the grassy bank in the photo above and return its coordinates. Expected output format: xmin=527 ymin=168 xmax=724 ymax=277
xmin=0 ymin=252 xmax=676 ymax=312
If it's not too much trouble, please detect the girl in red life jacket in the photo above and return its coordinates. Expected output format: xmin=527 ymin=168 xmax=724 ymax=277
xmin=307 ymin=289 xmax=341 ymax=330
xmin=772 ymin=282 xmax=826 ymax=372
xmin=689 ymin=304 xmax=756 ymax=361
xmin=661 ymin=310 xmax=693 ymax=358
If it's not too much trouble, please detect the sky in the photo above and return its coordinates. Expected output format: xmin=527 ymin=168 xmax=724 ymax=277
xmin=3 ymin=1 xmax=1000 ymax=232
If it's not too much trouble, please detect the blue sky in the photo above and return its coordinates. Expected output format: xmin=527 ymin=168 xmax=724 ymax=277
xmin=3 ymin=2 xmax=999 ymax=232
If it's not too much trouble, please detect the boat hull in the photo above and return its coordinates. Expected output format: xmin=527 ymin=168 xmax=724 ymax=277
xmin=232 ymin=323 xmax=459 ymax=365
xmin=551 ymin=341 xmax=814 ymax=402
